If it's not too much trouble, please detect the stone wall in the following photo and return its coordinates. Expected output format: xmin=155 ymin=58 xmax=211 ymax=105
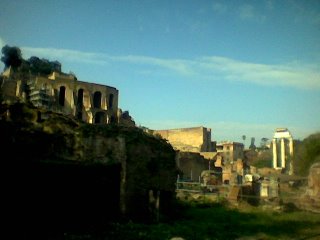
xmin=1 ymin=102 xmax=177 ymax=233
xmin=299 ymin=162 xmax=320 ymax=213
xmin=217 ymin=142 xmax=244 ymax=164
xmin=176 ymin=151 xmax=208 ymax=181
xmin=154 ymin=126 xmax=214 ymax=152
xmin=1 ymin=70 xmax=120 ymax=125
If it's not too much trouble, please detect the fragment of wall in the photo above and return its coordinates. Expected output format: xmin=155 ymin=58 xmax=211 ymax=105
xmin=27 ymin=75 xmax=119 ymax=124
xmin=154 ymin=127 xmax=210 ymax=152
xmin=176 ymin=151 xmax=208 ymax=181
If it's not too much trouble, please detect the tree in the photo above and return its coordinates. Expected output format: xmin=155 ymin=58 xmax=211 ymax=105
xmin=28 ymin=56 xmax=60 ymax=75
xmin=242 ymin=135 xmax=246 ymax=147
xmin=260 ymin=137 xmax=269 ymax=149
xmin=293 ymin=133 xmax=320 ymax=176
xmin=249 ymin=137 xmax=256 ymax=150
xmin=1 ymin=45 xmax=23 ymax=70
xmin=1 ymin=45 xmax=61 ymax=75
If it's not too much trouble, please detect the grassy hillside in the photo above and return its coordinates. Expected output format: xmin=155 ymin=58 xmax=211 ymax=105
xmin=65 ymin=202 xmax=320 ymax=240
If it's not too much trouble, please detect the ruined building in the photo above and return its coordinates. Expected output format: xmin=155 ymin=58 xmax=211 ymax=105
xmin=151 ymin=126 xmax=217 ymax=181
xmin=1 ymin=102 xmax=177 ymax=231
xmin=153 ymin=126 xmax=216 ymax=152
xmin=272 ymin=128 xmax=294 ymax=174
xmin=215 ymin=142 xmax=245 ymax=184
xmin=216 ymin=141 xmax=244 ymax=164
xmin=0 ymin=67 xmax=134 ymax=126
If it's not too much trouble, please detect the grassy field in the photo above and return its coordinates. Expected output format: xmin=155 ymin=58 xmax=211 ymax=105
xmin=65 ymin=201 xmax=320 ymax=240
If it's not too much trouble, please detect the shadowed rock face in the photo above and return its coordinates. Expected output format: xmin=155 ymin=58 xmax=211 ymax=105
xmin=299 ymin=162 xmax=320 ymax=213
xmin=1 ymin=102 xmax=178 ymax=235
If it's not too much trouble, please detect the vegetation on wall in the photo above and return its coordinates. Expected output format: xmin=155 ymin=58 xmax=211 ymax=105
xmin=244 ymin=149 xmax=272 ymax=168
xmin=1 ymin=45 xmax=23 ymax=70
xmin=1 ymin=101 xmax=178 ymax=223
xmin=1 ymin=45 xmax=61 ymax=75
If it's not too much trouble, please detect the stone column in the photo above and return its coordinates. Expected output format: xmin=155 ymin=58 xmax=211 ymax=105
xmin=88 ymin=111 xmax=93 ymax=124
xmin=289 ymin=138 xmax=294 ymax=156
xmin=272 ymin=139 xmax=277 ymax=168
xmin=70 ymin=89 xmax=75 ymax=109
xmin=281 ymin=138 xmax=285 ymax=168
xmin=289 ymin=137 xmax=294 ymax=175
xmin=102 ymin=94 xmax=107 ymax=110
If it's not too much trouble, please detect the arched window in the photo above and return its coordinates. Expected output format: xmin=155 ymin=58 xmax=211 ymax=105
xmin=108 ymin=94 xmax=114 ymax=109
xmin=77 ymin=89 xmax=84 ymax=106
xmin=59 ymin=86 xmax=65 ymax=106
xmin=94 ymin=112 xmax=105 ymax=124
xmin=93 ymin=91 xmax=102 ymax=108
xmin=110 ymin=116 xmax=116 ymax=124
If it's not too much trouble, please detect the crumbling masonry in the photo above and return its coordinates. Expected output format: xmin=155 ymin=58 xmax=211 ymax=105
xmin=0 ymin=67 xmax=134 ymax=126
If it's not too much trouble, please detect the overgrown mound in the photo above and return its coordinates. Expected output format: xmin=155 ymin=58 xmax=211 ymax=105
xmin=1 ymin=102 xmax=178 ymax=236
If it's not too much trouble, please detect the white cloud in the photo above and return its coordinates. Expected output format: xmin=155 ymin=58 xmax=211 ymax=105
xmin=239 ymin=4 xmax=255 ymax=19
xmin=289 ymin=1 xmax=320 ymax=27
xmin=212 ymin=3 xmax=228 ymax=14
xmin=198 ymin=56 xmax=320 ymax=89
xmin=239 ymin=4 xmax=266 ymax=22
xmin=111 ymin=55 xmax=195 ymax=76
xmin=265 ymin=0 xmax=274 ymax=10
xmin=21 ymin=47 xmax=110 ymax=66
xmin=19 ymin=46 xmax=320 ymax=90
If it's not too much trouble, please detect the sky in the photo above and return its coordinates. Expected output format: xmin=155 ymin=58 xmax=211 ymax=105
xmin=1 ymin=0 xmax=320 ymax=145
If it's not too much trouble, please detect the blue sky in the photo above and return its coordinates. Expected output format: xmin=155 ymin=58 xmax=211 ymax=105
xmin=1 ymin=0 xmax=319 ymax=145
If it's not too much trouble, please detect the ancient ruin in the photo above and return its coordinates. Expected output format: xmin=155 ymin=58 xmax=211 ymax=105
xmin=1 ymin=101 xmax=177 ymax=230
xmin=272 ymin=128 xmax=294 ymax=174
xmin=216 ymin=141 xmax=244 ymax=164
xmin=0 ymin=66 xmax=134 ymax=126
xmin=299 ymin=162 xmax=320 ymax=213
xmin=153 ymin=126 xmax=216 ymax=152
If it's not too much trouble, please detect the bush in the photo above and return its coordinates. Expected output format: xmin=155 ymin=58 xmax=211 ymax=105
xmin=293 ymin=133 xmax=320 ymax=176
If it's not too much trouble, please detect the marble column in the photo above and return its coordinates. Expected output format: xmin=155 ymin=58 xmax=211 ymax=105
xmin=272 ymin=139 xmax=277 ymax=168
xmin=281 ymin=138 xmax=285 ymax=168
xmin=289 ymin=138 xmax=294 ymax=156
xmin=289 ymin=137 xmax=294 ymax=175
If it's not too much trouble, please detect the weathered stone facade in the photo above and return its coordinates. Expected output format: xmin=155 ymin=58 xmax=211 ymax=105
xmin=0 ymin=68 xmax=135 ymax=125
xmin=153 ymin=126 xmax=215 ymax=152
xmin=1 ymin=102 xmax=177 ymax=232
xmin=216 ymin=141 xmax=244 ymax=164
xmin=299 ymin=162 xmax=320 ymax=213
xmin=176 ymin=151 xmax=208 ymax=181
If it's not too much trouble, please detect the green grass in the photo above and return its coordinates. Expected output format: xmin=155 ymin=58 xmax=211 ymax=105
xmin=65 ymin=202 xmax=320 ymax=240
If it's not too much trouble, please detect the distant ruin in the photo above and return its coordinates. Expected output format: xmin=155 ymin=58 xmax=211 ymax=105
xmin=153 ymin=126 xmax=216 ymax=152
xmin=0 ymin=66 xmax=134 ymax=126
xmin=272 ymin=128 xmax=294 ymax=174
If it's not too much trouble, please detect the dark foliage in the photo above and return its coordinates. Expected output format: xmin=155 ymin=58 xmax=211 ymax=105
xmin=28 ymin=56 xmax=61 ymax=75
xmin=293 ymin=133 xmax=320 ymax=176
xmin=64 ymin=202 xmax=320 ymax=240
xmin=1 ymin=45 xmax=61 ymax=74
xmin=1 ymin=45 xmax=22 ymax=69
